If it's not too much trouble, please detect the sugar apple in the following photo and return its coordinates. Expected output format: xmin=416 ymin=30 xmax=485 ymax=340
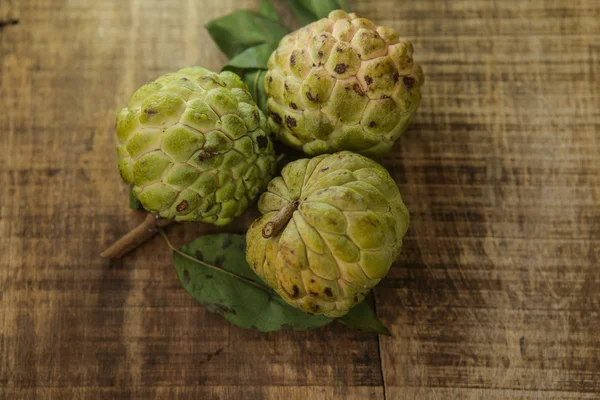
xmin=246 ymin=151 xmax=409 ymax=317
xmin=265 ymin=9 xmax=424 ymax=158
xmin=116 ymin=67 xmax=277 ymax=225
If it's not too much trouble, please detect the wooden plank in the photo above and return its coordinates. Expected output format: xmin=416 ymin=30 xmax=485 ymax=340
xmin=0 ymin=0 xmax=18 ymax=26
xmin=0 ymin=0 xmax=383 ymax=398
xmin=352 ymin=0 xmax=600 ymax=397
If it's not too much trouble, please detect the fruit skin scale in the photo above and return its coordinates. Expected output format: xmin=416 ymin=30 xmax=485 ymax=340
xmin=265 ymin=9 xmax=424 ymax=158
xmin=116 ymin=67 xmax=277 ymax=225
xmin=246 ymin=151 xmax=409 ymax=317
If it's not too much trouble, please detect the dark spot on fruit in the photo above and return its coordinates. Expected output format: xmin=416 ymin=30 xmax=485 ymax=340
xmin=306 ymin=92 xmax=319 ymax=103
xmin=285 ymin=116 xmax=297 ymax=128
xmin=353 ymin=83 xmax=365 ymax=96
xmin=309 ymin=291 xmax=319 ymax=296
xmin=268 ymin=76 xmax=273 ymax=83
xmin=334 ymin=63 xmax=347 ymax=74
xmin=181 ymin=77 xmax=189 ymax=81
xmin=290 ymin=102 xmax=298 ymax=110
xmin=318 ymin=51 xmax=324 ymax=58
xmin=312 ymin=64 xmax=316 ymax=67
xmin=198 ymin=151 xmax=216 ymax=161
xmin=354 ymin=296 xmax=358 ymax=303
xmin=310 ymin=279 xmax=315 ymax=283
xmin=176 ymin=200 xmax=188 ymax=212
xmin=380 ymin=94 xmax=390 ymax=99
xmin=290 ymin=54 xmax=296 ymax=66
xmin=320 ymin=34 xmax=327 ymax=39
xmin=321 ymin=167 xmax=329 ymax=172
xmin=403 ymin=76 xmax=415 ymax=88
xmin=292 ymin=285 xmax=300 ymax=298
xmin=393 ymin=72 xmax=400 ymax=83
xmin=256 ymin=136 xmax=268 ymax=149
xmin=284 ymin=83 xmax=289 ymax=91
xmin=369 ymin=121 xmax=376 ymax=128
xmin=364 ymin=75 xmax=373 ymax=85
xmin=144 ymin=108 xmax=158 ymax=116
xmin=336 ymin=47 xmax=343 ymax=53
xmin=324 ymin=288 xmax=333 ymax=297
xmin=270 ymin=111 xmax=282 ymax=124
xmin=313 ymin=304 xmax=320 ymax=311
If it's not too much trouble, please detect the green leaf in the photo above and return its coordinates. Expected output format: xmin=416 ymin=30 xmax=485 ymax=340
xmin=173 ymin=233 xmax=332 ymax=332
xmin=339 ymin=299 xmax=391 ymax=336
xmin=205 ymin=10 xmax=289 ymax=59
xmin=223 ymin=42 xmax=276 ymax=114
xmin=258 ymin=0 xmax=280 ymax=21
xmin=286 ymin=0 xmax=347 ymax=25
xmin=129 ymin=185 xmax=143 ymax=210
xmin=226 ymin=42 xmax=277 ymax=70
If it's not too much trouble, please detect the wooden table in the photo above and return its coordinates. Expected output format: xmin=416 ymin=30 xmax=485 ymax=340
xmin=1 ymin=1 xmax=599 ymax=398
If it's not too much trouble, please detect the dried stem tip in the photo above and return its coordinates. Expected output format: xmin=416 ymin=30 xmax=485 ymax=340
xmin=100 ymin=213 xmax=173 ymax=259
xmin=262 ymin=200 xmax=300 ymax=239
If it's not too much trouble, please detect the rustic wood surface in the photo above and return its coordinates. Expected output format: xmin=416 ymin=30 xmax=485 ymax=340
xmin=1 ymin=0 xmax=599 ymax=399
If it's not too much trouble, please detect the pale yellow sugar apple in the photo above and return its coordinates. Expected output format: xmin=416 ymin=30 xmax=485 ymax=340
xmin=116 ymin=67 xmax=277 ymax=226
xmin=246 ymin=151 xmax=409 ymax=317
xmin=265 ymin=9 xmax=424 ymax=158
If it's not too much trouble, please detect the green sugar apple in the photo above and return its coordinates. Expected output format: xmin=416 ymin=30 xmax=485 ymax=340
xmin=116 ymin=67 xmax=277 ymax=225
xmin=265 ymin=9 xmax=424 ymax=158
xmin=246 ymin=151 xmax=409 ymax=317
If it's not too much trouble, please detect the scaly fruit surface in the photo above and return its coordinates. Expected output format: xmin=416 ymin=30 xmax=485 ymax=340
xmin=265 ymin=9 xmax=424 ymax=158
xmin=116 ymin=67 xmax=277 ymax=225
xmin=246 ymin=151 xmax=409 ymax=317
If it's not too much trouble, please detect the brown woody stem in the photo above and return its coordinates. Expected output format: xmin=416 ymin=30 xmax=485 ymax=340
xmin=100 ymin=213 xmax=174 ymax=259
xmin=262 ymin=200 xmax=299 ymax=239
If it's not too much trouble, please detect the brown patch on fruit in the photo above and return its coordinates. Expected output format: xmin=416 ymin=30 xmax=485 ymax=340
xmin=318 ymin=51 xmax=324 ymax=58
xmin=285 ymin=116 xmax=297 ymax=128
xmin=320 ymin=167 xmax=329 ymax=172
xmin=324 ymin=288 xmax=333 ymax=297
xmin=334 ymin=64 xmax=347 ymax=74
xmin=181 ymin=77 xmax=189 ymax=81
xmin=309 ymin=291 xmax=319 ymax=296
xmin=364 ymin=75 xmax=373 ymax=85
xmin=403 ymin=76 xmax=415 ymax=88
xmin=256 ymin=136 xmax=268 ymax=149
xmin=198 ymin=151 xmax=216 ymax=161
xmin=306 ymin=92 xmax=319 ymax=103
xmin=369 ymin=121 xmax=376 ymax=128
xmin=336 ymin=47 xmax=343 ymax=53
xmin=290 ymin=102 xmax=298 ymax=110
xmin=352 ymin=83 xmax=365 ymax=96
xmin=292 ymin=285 xmax=300 ymax=298
xmin=270 ymin=111 xmax=283 ymax=124
xmin=393 ymin=72 xmax=400 ymax=83
xmin=176 ymin=200 xmax=188 ymax=212
xmin=380 ymin=94 xmax=390 ymax=99
xmin=144 ymin=108 xmax=158 ymax=116
xmin=290 ymin=54 xmax=296 ymax=66
xmin=268 ymin=76 xmax=273 ymax=83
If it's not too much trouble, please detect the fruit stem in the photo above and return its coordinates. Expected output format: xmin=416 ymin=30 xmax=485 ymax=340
xmin=262 ymin=200 xmax=299 ymax=239
xmin=100 ymin=213 xmax=174 ymax=259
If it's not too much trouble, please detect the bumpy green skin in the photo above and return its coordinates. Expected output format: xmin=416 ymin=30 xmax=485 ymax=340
xmin=116 ymin=67 xmax=277 ymax=225
xmin=265 ymin=10 xmax=424 ymax=158
xmin=246 ymin=151 xmax=409 ymax=317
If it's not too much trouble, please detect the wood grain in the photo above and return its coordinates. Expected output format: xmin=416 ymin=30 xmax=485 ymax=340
xmin=0 ymin=0 xmax=599 ymax=399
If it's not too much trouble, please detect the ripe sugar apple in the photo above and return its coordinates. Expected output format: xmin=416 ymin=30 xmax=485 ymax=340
xmin=246 ymin=151 xmax=409 ymax=317
xmin=116 ymin=67 xmax=277 ymax=226
xmin=265 ymin=9 xmax=424 ymax=158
